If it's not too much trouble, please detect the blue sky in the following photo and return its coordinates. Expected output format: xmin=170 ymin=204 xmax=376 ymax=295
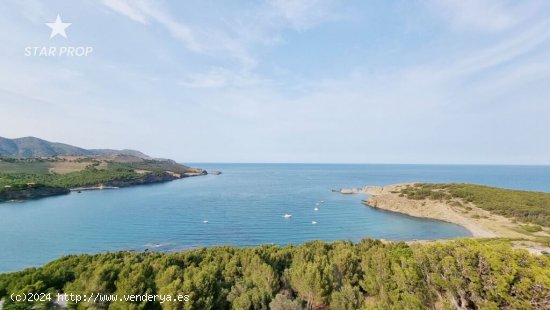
xmin=1 ymin=0 xmax=549 ymax=164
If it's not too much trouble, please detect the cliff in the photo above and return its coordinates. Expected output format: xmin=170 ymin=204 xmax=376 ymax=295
xmin=0 ymin=185 xmax=70 ymax=202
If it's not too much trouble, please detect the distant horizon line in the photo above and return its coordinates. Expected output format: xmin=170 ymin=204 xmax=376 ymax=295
xmin=182 ymin=162 xmax=550 ymax=167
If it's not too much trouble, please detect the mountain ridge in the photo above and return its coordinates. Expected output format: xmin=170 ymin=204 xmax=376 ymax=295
xmin=0 ymin=136 xmax=150 ymax=158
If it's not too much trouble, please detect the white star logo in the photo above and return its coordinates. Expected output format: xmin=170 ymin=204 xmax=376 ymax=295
xmin=45 ymin=14 xmax=71 ymax=39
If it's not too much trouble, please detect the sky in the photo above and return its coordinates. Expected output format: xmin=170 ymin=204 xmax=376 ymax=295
xmin=1 ymin=0 xmax=549 ymax=164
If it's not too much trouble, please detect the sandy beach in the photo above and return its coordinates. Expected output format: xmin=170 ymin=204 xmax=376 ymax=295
xmin=343 ymin=183 xmax=550 ymax=254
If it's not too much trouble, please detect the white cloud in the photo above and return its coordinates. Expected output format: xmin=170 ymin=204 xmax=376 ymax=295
xmin=177 ymin=67 xmax=263 ymax=89
xmin=102 ymin=0 xmax=200 ymax=52
xmin=267 ymin=0 xmax=338 ymax=30
xmin=102 ymin=0 xmax=148 ymax=24
xmin=426 ymin=0 xmax=534 ymax=32
xmin=101 ymin=0 xmax=261 ymax=68
xmin=100 ymin=0 xmax=339 ymax=70
xmin=423 ymin=20 xmax=550 ymax=82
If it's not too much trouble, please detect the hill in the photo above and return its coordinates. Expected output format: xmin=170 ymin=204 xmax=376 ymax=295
xmin=0 ymin=136 xmax=150 ymax=158
xmin=0 ymin=156 xmax=205 ymax=202
xmin=0 ymin=137 xmax=206 ymax=202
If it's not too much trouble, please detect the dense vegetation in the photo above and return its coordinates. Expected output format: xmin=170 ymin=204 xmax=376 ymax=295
xmin=0 ymin=167 xmax=140 ymax=189
xmin=1 ymin=239 xmax=549 ymax=309
xmin=107 ymin=160 xmax=192 ymax=175
xmin=0 ymin=158 xmax=197 ymax=202
xmin=400 ymin=183 xmax=550 ymax=227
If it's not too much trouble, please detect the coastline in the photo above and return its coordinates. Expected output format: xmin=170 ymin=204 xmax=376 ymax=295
xmin=0 ymin=170 xmax=208 ymax=203
xmin=342 ymin=183 xmax=550 ymax=254
xmin=363 ymin=183 xmax=503 ymax=238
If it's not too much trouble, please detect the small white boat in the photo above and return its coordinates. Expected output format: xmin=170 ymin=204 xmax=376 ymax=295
xmin=320 ymin=201 xmax=324 ymax=203
xmin=314 ymin=207 xmax=319 ymax=211
xmin=203 ymin=220 xmax=209 ymax=224
xmin=283 ymin=214 xmax=292 ymax=219
xmin=312 ymin=221 xmax=318 ymax=224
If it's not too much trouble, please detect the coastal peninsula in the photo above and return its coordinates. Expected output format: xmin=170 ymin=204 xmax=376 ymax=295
xmin=0 ymin=137 xmax=206 ymax=202
xmin=343 ymin=183 xmax=550 ymax=254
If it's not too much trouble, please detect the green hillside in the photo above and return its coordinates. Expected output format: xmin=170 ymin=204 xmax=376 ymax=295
xmin=0 ymin=157 xmax=202 ymax=202
xmin=0 ymin=136 xmax=149 ymax=158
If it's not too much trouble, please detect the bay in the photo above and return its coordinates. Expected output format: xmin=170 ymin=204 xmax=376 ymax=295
xmin=1 ymin=163 xmax=549 ymax=273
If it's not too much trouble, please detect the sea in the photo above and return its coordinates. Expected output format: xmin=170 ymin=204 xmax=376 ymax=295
xmin=1 ymin=163 xmax=549 ymax=273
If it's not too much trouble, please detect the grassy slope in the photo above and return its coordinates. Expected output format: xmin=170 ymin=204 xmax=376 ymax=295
xmin=0 ymin=161 xmax=51 ymax=174
xmin=400 ymin=183 xmax=550 ymax=227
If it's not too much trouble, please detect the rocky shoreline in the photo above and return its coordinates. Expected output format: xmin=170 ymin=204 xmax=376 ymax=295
xmin=0 ymin=185 xmax=70 ymax=202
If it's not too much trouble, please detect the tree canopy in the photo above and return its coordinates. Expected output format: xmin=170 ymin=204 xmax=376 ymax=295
xmin=1 ymin=239 xmax=549 ymax=309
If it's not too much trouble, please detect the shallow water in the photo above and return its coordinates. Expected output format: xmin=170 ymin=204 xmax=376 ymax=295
xmin=1 ymin=163 xmax=549 ymax=273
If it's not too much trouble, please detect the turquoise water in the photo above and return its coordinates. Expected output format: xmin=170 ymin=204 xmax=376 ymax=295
xmin=1 ymin=164 xmax=550 ymax=273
